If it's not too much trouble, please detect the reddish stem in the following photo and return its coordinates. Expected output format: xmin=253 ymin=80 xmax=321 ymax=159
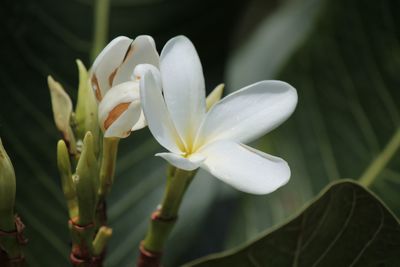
xmin=137 ymin=243 xmax=162 ymax=267
xmin=69 ymin=219 xmax=104 ymax=267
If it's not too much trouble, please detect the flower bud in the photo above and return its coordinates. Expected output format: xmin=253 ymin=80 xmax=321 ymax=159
xmin=90 ymin=35 xmax=160 ymax=138
xmin=92 ymin=226 xmax=113 ymax=256
xmin=75 ymin=59 xmax=100 ymax=143
xmin=75 ymin=132 xmax=99 ymax=225
xmin=0 ymin=139 xmax=16 ymax=231
xmin=47 ymin=75 xmax=77 ymax=154
xmin=57 ymin=140 xmax=77 ymax=218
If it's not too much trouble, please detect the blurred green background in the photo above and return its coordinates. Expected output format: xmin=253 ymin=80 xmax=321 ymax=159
xmin=0 ymin=0 xmax=399 ymax=266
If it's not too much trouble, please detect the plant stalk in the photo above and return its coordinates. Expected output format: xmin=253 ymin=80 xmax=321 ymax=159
xmin=359 ymin=127 xmax=400 ymax=187
xmin=91 ymin=0 xmax=110 ymax=62
xmin=96 ymin=137 xmax=119 ymax=229
xmin=98 ymin=138 xmax=119 ymax=200
xmin=137 ymin=167 xmax=196 ymax=267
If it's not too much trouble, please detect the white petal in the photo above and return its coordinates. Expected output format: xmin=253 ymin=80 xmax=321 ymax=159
xmin=98 ymin=81 xmax=140 ymax=131
xmin=199 ymin=140 xmax=290 ymax=194
xmin=156 ymin=152 xmax=205 ymax=171
xmin=104 ymin=101 xmax=141 ymax=138
xmin=134 ymin=64 xmax=162 ymax=90
xmin=139 ymin=68 xmax=184 ymax=154
xmin=131 ymin=110 xmax=147 ymax=131
xmin=194 ymin=81 xmax=297 ymax=149
xmin=91 ymin=36 xmax=133 ymax=100
xmin=160 ymin=35 xmax=206 ymax=144
xmin=113 ymin=35 xmax=160 ymax=86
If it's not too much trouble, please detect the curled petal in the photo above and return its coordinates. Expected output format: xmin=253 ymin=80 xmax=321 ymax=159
xmin=91 ymin=36 xmax=133 ymax=100
xmin=160 ymin=35 xmax=206 ymax=144
xmin=156 ymin=152 xmax=205 ymax=171
xmin=104 ymin=101 xmax=142 ymax=138
xmin=98 ymin=81 xmax=141 ymax=137
xmin=195 ymin=80 xmax=297 ymax=149
xmin=199 ymin=140 xmax=290 ymax=194
xmin=113 ymin=35 xmax=160 ymax=86
xmin=131 ymin=110 xmax=147 ymax=132
xmin=134 ymin=64 xmax=162 ymax=90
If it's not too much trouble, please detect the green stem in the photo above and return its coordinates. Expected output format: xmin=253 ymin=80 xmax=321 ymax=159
xmin=142 ymin=167 xmax=196 ymax=253
xmin=359 ymin=127 xmax=400 ymax=187
xmin=91 ymin=0 xmax=110 ymax=62
xmin=98 ymin=138 xmax=119 ymax=199
xmin=91 ymin=138 xmax=119 ymax=262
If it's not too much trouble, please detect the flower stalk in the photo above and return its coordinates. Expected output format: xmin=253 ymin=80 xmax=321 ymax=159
xmin=138 ymin=166 xmax=196 ymax=267
xmin=91 ymin=0 xmax=110 ymax=62
xmin=98 ymin=138 xmax=120 ymax=199
xmin=96 ymin=137 xmax=119 ymax=228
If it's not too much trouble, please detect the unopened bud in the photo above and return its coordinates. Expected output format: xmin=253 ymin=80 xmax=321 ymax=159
xmin=0 ymin=139 xmax=16 ymax=231
xmin=75 ymin=59 xmax=100 ymax=144
xmin=75 ymin=132 xmax=99 ymax=225
xmin=92 ymin=226 xmax=113 ymax=256
xmin=47 ymin=76 xmax=77 ymax=154
xmin=57 ymin=140 xmax=77 ymax=218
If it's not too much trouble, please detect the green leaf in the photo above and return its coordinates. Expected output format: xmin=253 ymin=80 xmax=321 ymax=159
xmin=223 ymin=0 xmax=400 ymax=250
xmin=185 ymin=181 xmax=400 ymax=267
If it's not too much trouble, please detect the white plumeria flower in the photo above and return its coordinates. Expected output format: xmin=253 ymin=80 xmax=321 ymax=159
xmin=90 ymin=35 xmax=159 ymax=138
xmin=135 ymin=36 xmax=298 ymax=195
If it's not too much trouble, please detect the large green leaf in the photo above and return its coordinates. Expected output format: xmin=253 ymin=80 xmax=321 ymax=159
xmin=185 ymin=181 xmax=400 ymax=267
xmin=222 ymin=0 xmax=400 ymax=250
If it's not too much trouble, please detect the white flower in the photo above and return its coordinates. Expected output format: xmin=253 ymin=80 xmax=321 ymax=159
xmin=90 ymin=35 xmax=159 ymax=138
xmin=135 ymin=36 xmax=298 ymax=194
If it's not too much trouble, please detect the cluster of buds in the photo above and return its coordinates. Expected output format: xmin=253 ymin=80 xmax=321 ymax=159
xmin=57 ymin=133 xmax=111 ymax=265
xmin=47 ymin=36 xmax=163 ymax=266
xmin=48 ymin=60 xmax=112 ymax=266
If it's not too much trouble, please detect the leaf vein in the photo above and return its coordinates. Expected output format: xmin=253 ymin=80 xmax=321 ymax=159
xmin=311 ymin=188 xmax=357 ymax=267
xmin=301 ymin=192 xmax=333 ymax=251
xmin=349 ymin=204 xmax=384 ymax=266
xmin=292 ymin=211 xmax=307 ymax=267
